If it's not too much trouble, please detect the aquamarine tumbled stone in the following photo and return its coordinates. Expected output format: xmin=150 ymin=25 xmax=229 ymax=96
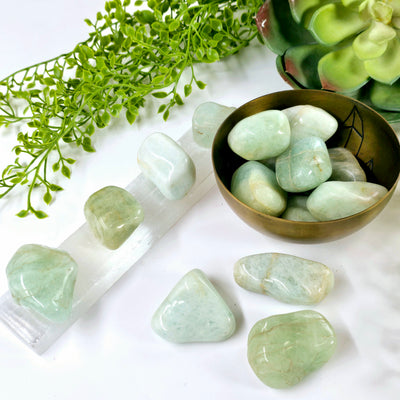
xmin=192 ymin=102 xmax=236 ymax=148
xmin=137 ymin=132 xmax=196 ymax=200
xmin=151 ymin=269 xmax=236 ymax=343
xmin=276 ymin=136 xmax=332 ymax=192
xmin=282 ymin=105 xmax=338 ymax=143
xmin=6 ymin=244 xmax=78 ymax=323
xmin=227 ymin=110 xmax=290 ymax=160
xmin=328 ymin=147 xmax=367 ymax=182
xmin=234 ymin=253 xmax=334 ymax=305
xmin=231 ymin=161 xmax=287 ymax=216
xmin=248 ymin=310 xmax=336 ymax=388
xmin=281 ymin=195 xmax=319 ymax=222
xmin=307 ymin=181 xmax=388 ymax=221
xmin=84 ymin=185 xmax=144 ymax=250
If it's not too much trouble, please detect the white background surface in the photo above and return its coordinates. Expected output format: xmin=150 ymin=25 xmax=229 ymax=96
xmin=0 ymin=1 xmax=399 ymax=399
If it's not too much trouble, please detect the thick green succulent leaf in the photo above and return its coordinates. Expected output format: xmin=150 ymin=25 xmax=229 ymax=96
xmin=309 ymin=3 xmax=369 ymax=45
xmin=282 ymin=43 xmax=332 ymax=88
xmin=288 ymin=0 xmax=333 ymax=23
xmin=370 ymin=80 xmax=400 ymax=111
xmin=276 ymin=56 xmax=304 ymax=89
xmin=256 ymin=0 xmax=316 ymax=56
xmin=318 ymin=45 xmax=370 ymax=91
xmin=341 ymin=0 xmax=363 ymax=6
xmin=392 ymin=0 xmax=400 ymax=15
xmin=353 ymin=21 xmax=396 ymax=60
xmin=364 ymin=38 xmax=400 ymax=84
xmin=371 ymin=1 xmax=393 ymax=24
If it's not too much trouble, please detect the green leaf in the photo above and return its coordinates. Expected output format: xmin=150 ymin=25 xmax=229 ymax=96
xmin=157 ymin=104 xmax=167 ymax=113
xmin=43 ymin=78 xmax=56 ymax=86
xmin=152 ymin=91 xmax=168 ymax=98
xmin=101 ymin=111 xmax=111 ymax=126
xmin=318 ymin=45 xmax=369 ymax=92
xmin=184 ymin=84 xmax=192 ymax=97
xmin=370 ymin=80 xmax=400 ymax=112
xmin=52 ymin=162 xmax=60 ymax=172
xmin=65 ymin=158 xmax=76 ymax=165
xmin=82 ymin=137 xmax=96 ymax=152
xmin=196 ymin=48 xmax=205 ymax=60
xmin=206 ymin=48 xmax=220 ymax=62
xmin=163 ymin=109 xmax=170 ymax=121
xmin=115 ymin=7 xmax=125 ymax=22
xmin=210 ymin=18 xmax=223 ymax=31
xmin=86 ymin=124 xmax=95 ymax=135
xmin=223 ymin=8 xmax=234 ymax=25
xmin=364 ymin=38 xmax=400 ymax=84
xmin=152 ymin=75 xmax=165 ymax=85
xmin=16 ymin=210 xmax=29 ymax=218
xmin=61 ymin=165 xmax=71 ymax=178
xmin=168 ymin=19 xmax=180 ymax=32
xmin=33 ymin=210 xmax=48 ymax=219
xmin=174 ymin=94 xmax=184 ymax=105
xmin=126 ymin=109 xmax=138 ymax=124
xmin=352 ymin=22 xmax=394 ymax=61
xmin=49 ymin=184 xmax=64 ymax=192
xmin=84 ymin=18 xmax=92 ymax=27
xmin=196 ymin=80 xmax=206 ymax=90
xmin=53 ymin=66 xmax=62 ymax=79
xmin=110 ymin=103 xmax=123 ymax=116
xmin=43 ymin=192 xmax=52 ymax=205
xmin=81 ymin=45 xmax=95 ymax=59
xmin=281 ymin=43 xmax=331 ymax=89
xmin=256 ymin=0 xmax=316 ymax=56
xmin=309 ymin=3 xmax=369 ymax=45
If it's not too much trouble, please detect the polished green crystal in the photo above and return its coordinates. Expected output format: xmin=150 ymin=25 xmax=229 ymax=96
xmin=328 ymin=147 xmax=367 ymax=182
xmin=84 ymin=185 xmax=144 ymax=250
xmin=282 ymin=105 xmax=338 ymax=143
xmin=151 ymin=269 xmax=236 ymax=343
xmin=234 ymin=253 xmax=334 ymax=305
xmin=231 ymin=161 xmax=287 ymax=216
xmin=307 ymin=181 xmax=388 ymax=220
xmin=281 ymin=195 xmax=318 ymax=222
xmin=6 ymin=244 xmax=78 ymax=323
xmin=192 ymin=102 xmax=236 ymax=148
xmin=137 ymin=132 xmax=196 ymax=200
xmin=276 ymin=136 xmax=332 ymax=192
xmin=248 ymin=310 xmax=336 ymax=389
xmin=227 ymin=110 xmax=290 ymax=160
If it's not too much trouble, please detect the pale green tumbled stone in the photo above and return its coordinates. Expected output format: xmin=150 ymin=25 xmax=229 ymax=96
xmin=307 ymin=181 xmax=388 ymax=221
xmin=234 ymin=253 xmax=334 ymax=305
xmin=282 ymin=105 xmax=338 ymax=143
xmin=138 ymin=132 xmax=196 ymax=200
xmin=227 ymin=110 xmax=290 ymax=160
xmin=328 ymin=147 xmax=367 ymax=182
xmin=231 ymin=161 xmax=287 ymax=216
xmin=151 ymin=269 xmax=236 ymax=343
xmin=192 ymin=102 xmax=236 ymax=148
xmin=6 ymin=244 xmax=78 ymax=323
xmin=281 ymin=195 xmax=319 ymax=222
xmin=248 ymin=310 xmax=336 ymax=389
xmin=84 ymin=186 xmax=144 ymax=250
xmin=276 ymin=136 xmax=332 ymax=192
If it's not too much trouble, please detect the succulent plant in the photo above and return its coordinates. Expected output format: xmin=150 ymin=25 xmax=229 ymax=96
xmin=256 ymin=0 xmax=400 ymax=122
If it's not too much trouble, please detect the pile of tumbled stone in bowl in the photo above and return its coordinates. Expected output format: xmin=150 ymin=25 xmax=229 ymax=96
xmin=228 ymin=105 xmax=388 ymax=221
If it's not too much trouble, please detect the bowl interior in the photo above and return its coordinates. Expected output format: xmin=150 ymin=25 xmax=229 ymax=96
xmin=212 ymin=90 xmax=400 ymax=242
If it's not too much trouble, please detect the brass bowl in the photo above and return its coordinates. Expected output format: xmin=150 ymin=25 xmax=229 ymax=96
xmin=212 ymin=90 xmax=400 ymax=243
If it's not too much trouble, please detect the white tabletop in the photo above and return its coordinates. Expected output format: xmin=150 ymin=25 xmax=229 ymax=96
xmin=0 ymin=1 xmax=399 ymax=399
